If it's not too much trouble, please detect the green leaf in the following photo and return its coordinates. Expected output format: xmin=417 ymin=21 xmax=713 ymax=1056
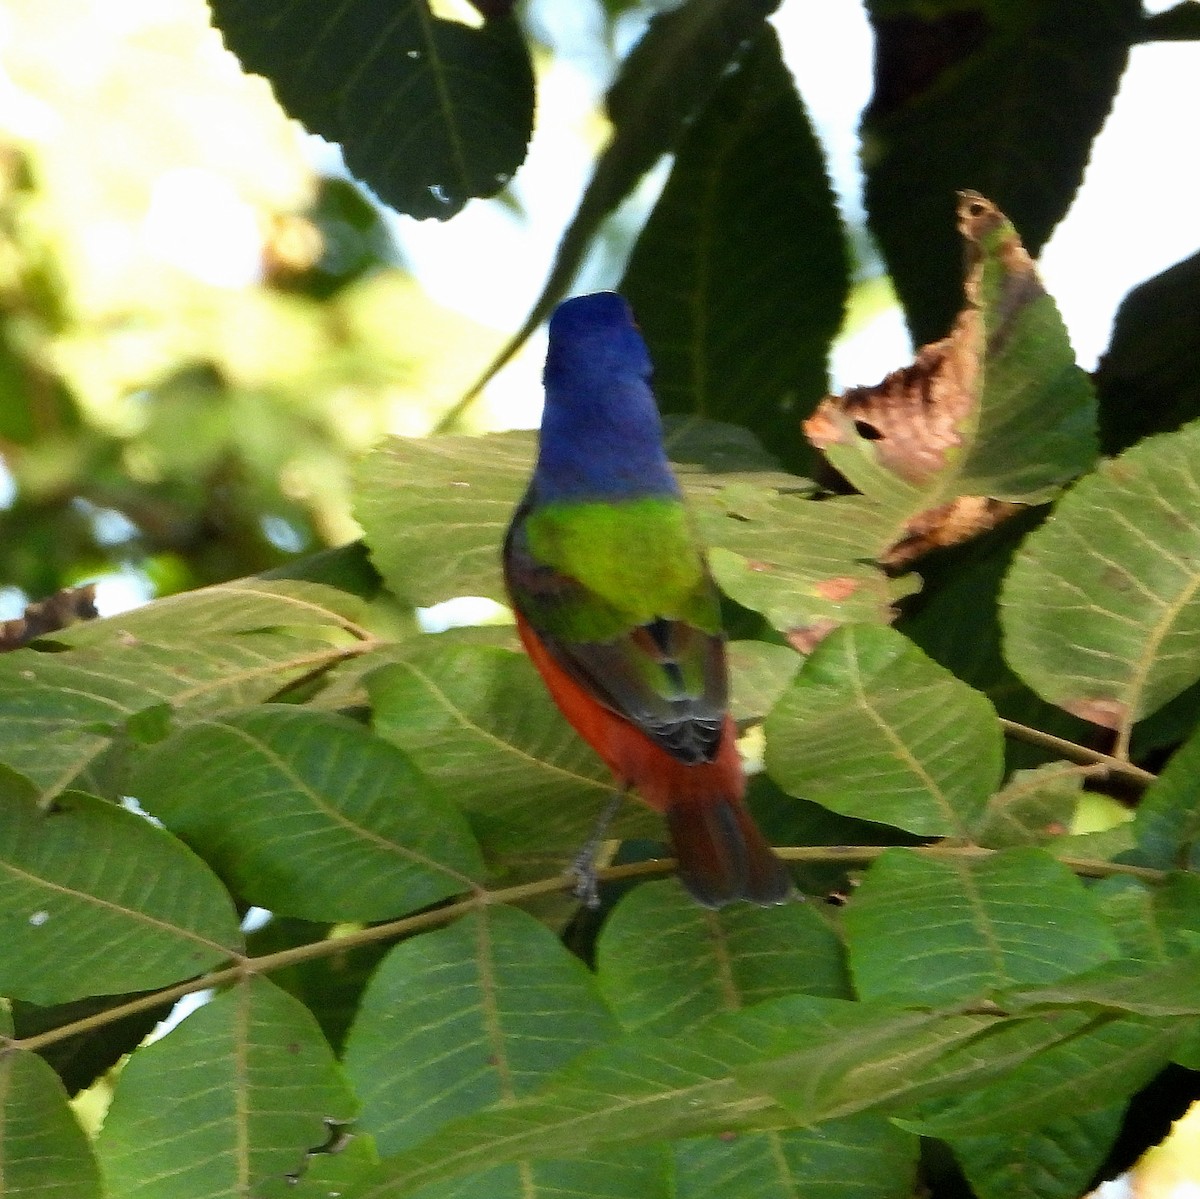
xmin=727 ymin=641 xmax=803 ymax=723
xmin=1001 ymin=419 xmax=1200 ymax=743
xmin=0 ymin=1048 xmax=103 ymax=1198
xmin=368 ymin=644 xmax=660 ymax=855
xmin=595 ymin=885 xmax=921 ymax=1199
xmin=59 ymin=577 xmax=369 ymax=644
xmin=0 ymin=626 xmax=354 ymax=800
xmin=596 ymin=879 xmax=850 ymax=1035
xmin=909 ymin=1015 xmax=1184 ymax=1138
xmin=861 ymin=0 xmax=1140 ymax=343
xmin=464 ymin=0 xmax=782 ymax=398
xmin=764 ymin=624 xmax=1004 ymax=837
xmin=695 ymin=487 xmax=919 ymax=639
xmin=344 ymin=907 xmax=606 ymax=1139
xmin=355 ymin=430 xmax=530 ymax=606
xmin=342 ymin=998 xmax=816 ymax=1198
xmin=1006 ymin=951 xmax=1200 ymax=1017
xmin=949 ymin=1103 xmax=1125 ymax=1199
xmin=1097 ymin=250 xmax=1200 ymax=451
xmin=897 ymin=518 xmax=1096 ymax=769
xmin=343 ymin=906 xmax=665 ymax=1197
xmin=842 ymin=848 xmax=1118 ymax=1005
xmin=1123 ymin=722 xmax=1200 ymax=871
xmin=673 ymin=1114 xmax=918 ymax=1199
xmin=0 ymin=788 xmax=241 ymax=1005
xmin=208 ymin=0 xmax=533 ymax=220
xmin=972 ymin=762 xmax=1086 ymax=848
xmin=96 ymin=976 xmax=357 ymax=1198
xmin=620 ymin=26 xmax=848 ymax=471
xmin=132 ymin=706 xmax=482 ymax=920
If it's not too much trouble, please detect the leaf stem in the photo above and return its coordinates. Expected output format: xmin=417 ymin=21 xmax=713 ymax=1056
xmin=998 ymin=718 xmax=1156 ymax=786
xmin=3 ymin=850 xmax=1172 ymax=1054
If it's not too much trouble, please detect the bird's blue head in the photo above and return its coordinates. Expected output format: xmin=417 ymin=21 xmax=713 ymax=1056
xmin=533 ymin=292 xmax=679 ymax=503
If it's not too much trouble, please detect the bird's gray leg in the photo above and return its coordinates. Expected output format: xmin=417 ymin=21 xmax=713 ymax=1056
xmin=571 ymin=786 xmax=629 ymax=908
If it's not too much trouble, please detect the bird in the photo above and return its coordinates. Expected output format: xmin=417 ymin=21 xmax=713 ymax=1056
xmin=502 ymin=291 xmax=793 ymax=908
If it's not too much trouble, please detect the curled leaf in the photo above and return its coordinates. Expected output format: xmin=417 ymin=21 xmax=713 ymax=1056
xmin=805 ymin=191 xmax=1096 ymax=566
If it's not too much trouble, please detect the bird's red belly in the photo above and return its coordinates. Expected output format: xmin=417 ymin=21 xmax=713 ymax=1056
xmin=514 ymin=614 xmax=744 ymax=812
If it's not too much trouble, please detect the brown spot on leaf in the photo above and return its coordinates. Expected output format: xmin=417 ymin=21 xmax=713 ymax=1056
xmin=786 ymin=620 xmax=840 ymax=655
xmin=744 ymin=559 xmax=773 ymax=573
xmin=881 ymin=497 xmax=1023 ymax=569
xmin=1063 ymin=697 xmax=1126 ymax=730
xmin=814 ymin=576 xmax=861 ymax=602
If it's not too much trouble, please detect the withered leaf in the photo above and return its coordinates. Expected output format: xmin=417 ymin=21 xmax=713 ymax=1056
xmin=0 ymin=585 xmax=98 ymax=652
xmin=805 ymin=190 xmax=1096 ymax=567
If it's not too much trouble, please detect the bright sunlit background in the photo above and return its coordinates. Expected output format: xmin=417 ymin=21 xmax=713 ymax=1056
xmin=0 ymin=0 xmax=1197 ymax=625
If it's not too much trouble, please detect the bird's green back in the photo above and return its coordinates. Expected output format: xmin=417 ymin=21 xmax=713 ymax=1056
xmin=520 ymin=496 xmax=719 ymax=643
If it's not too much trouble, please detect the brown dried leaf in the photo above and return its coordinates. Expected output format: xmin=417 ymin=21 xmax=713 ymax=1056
xmin=0 ymin=585 xmax=98 ymax=652
xmin=881 ymin=496 xmax=1022 ymax=570
xmin=804 ymin=191 xmax=1046 ymax=565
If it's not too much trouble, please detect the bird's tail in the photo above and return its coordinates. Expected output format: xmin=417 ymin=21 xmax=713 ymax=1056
xmin=665 ymin=796 xmax=793 ymax=908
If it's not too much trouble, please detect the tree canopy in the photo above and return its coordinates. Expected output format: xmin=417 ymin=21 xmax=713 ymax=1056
xmin=1 ymin=2 xmax=1199 ymax=1197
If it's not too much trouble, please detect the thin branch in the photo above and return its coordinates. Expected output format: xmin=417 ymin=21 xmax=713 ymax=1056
xmin=999 ymin=718 xmax=1157 ymax=787
xmin=3 ymin=848 xmax=1174 ymax=1054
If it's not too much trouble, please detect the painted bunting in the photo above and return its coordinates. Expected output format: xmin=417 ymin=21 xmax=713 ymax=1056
xmin=502 ymin=291 xmax=792 ymax=907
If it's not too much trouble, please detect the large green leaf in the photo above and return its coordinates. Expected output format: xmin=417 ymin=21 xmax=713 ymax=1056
xmin=342 ymin=907 xmax=620 ymax=1151
xmin=596 ymin=879 xmax=850 ymax=1036
xmin=0 ymin=581 xmax=362 ymax=800
xmin=764 ymin=624 xmax=1004 ymax=836
xmin=1001 ymin=419 xmax=1200 ymax=744
xmin=0 ymin=1046 xmax=103 ymax=1198
xmin=1006 ymin=951 xmax=1200 ymax=1018
xmin=620 ymin=26 xmax=847 ymax=470
xmin=672 ymin=1115 xmax=918 ymax=1199
xmin=1122 ymin=721 xmax=1200 ymax=871
xmin=596 ymin=882 xmax=914 ymax=1199
xmin=354 ymin=430 xmax=530 ymax=606
xmin=841 ymin=848 xmax=1118 ymax=1005
xmin=342 ymin=906 xmax=666 ymax=1198
xmin=208 ymin=0 xmax=534 ymax=220
xmin=0 ymin=631 xmax=352 ymax=798
xmin=908 ymin=1015 xmax=1184 ymax=1138
xmin=948 ymin=1104 xmax=1125 ymax=1199
xmin=1097 ymin=250 xmax=1200 ymax=452
xmin=96 ymin=976 xmax=357 ymax=1198
xmin=132 ymin=705 xmax=482 ymax=920
xmin=368 ymin=643 xmax=655 ymax=855
xmin=691 ymin=469 xmax=919 ymax=640
xmin=58 ymin=578 xmax=369 ymax=644
xmin=861 ymin=0 xmax=1140 ymax=343
xmin=0 ymin=784 xmax=241 ymax=1005
xmin=344 ymin=996 xmax=959 ymax=1198
xmin=462 ymin=0 xmax=782 ymax=399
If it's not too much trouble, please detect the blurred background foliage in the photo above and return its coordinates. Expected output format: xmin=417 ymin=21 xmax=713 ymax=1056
xmin=0 ymin=0 xmax=511 ymax=609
